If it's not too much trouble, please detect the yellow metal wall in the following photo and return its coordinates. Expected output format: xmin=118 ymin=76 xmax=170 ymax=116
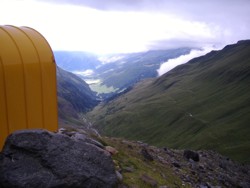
xmin=0 ymin=25 xmax=58 ymax=149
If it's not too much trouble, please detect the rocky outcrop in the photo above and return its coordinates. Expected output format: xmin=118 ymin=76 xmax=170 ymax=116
xmin=106 ymin=137 xmax=250 ymax=188
xmin=0 ymin=129 xmax=118 ymax=188
xmin=1 ymin=129 xmax=250 ymax=187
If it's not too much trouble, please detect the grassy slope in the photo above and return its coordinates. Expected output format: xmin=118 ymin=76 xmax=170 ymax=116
xmin=57 ymin=66 xmax=99 ymax=128
xmin=88 ymin=41 xmax=250 ymax=163
xmin=57 ymin=66 xmax=98 ymax=113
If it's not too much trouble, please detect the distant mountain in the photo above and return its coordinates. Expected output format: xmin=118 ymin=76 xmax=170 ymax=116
xmin=54 ymin=51 xmax=100 ymax=71
xmin=57 ymin=66 xmax=99 ymax=124
xmin=88 ymin=40 xmax=250 ymax=163
xmin=55 ymin=48 xmax=191 ymax=99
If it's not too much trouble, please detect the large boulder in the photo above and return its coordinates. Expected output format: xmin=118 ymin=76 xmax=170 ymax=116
xmin=0 ymin=129 xmax=118 ymax=188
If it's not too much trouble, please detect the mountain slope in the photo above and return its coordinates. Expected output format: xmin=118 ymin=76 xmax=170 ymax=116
xmin=95 ymin=49 xmax=191 ymax=91
xmin=57 ymin=66 xmax=99 ymax=123
xmin=55 ymin=49 xmax=191 ymax=98
xmin=88 ymin=40 xmax=250 ymax=163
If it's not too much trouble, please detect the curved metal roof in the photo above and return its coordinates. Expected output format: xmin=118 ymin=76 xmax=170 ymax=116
xmin=0 ymin=25 xmax=58 ymax=149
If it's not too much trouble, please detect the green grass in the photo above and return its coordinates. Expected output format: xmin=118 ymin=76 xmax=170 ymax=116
xmin=102 ymin=137 xmax=188 ymax=187
xmin=88 ymin=41 xmax=250 ymax=164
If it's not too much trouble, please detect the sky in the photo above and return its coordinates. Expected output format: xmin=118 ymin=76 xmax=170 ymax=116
xmin=1 ymin=0 xmax=250 ymax=54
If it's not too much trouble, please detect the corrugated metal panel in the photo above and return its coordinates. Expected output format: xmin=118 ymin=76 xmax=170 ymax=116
xmin=0 ymin=25 xmax=58 ymax=149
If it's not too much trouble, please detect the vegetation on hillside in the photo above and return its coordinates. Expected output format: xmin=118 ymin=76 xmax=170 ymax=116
xmin=88 ymin=40 xmax=250 ymax=163
xmin=57 ymin=66 xmax=99 ymax=125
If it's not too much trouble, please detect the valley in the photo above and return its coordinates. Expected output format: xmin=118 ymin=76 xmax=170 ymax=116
xmin=55 ymin=48 xmax=191 ymax=99
xmin=2 ymin=1 xmax=250 ymax=187
xmin=56 ymin=40 xmax=250 ymax=164
xmin=56 ymin=66 xmax=99 ymax=126
xmin=53 ymin=40 xmax=250 ymax=187
xmin=86 ymin=40 xmax=250 ymax=163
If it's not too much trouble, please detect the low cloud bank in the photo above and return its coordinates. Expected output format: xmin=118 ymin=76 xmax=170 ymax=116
xmin=157 ymin=46 xmax=219 ymax=76
xmin=73 ymin=69 xmax=94 ymax=77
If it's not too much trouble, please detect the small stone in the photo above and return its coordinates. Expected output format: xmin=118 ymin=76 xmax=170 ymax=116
xmin=140 ymin=174 xmax=158 ymax=187
xmin=183 ymin=150 xmax=199 ymax=162
xmin=57 ymin=128 xmax=66 ymax=134
xmin=137 ymin=141 xmax=148 ymax=147
xmin=199 ymin=184 xmax=208 ymax=188
xmin=86 ymin=138 xmax=104 ymax=149
xmin=163 ymin=147 xmax=168 ymax=151
xmin=64 ymin=131 xmax=76 ymax=137
xmin=137 ymin=141 xmax=144 ymax=144
xmin=128 ymin=144 xmax=133 ymax=149
xmin=71 ymin=132 xmax=87 ymax=141
xmin=116 ymin=171 xmax=123 ymax=182
xmin=172 ymin=162 xmax=181 ymax=168
xmin=141 ymin=148 xmax=154 ymax=161
xmin=160 ymin=172 xmax=167 ymax=179
xmin=105 ymin=146 xmax=118 ymax=155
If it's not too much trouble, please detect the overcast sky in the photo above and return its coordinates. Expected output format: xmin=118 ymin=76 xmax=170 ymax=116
xmin=1 ymin=0 xmax=250 ymax=54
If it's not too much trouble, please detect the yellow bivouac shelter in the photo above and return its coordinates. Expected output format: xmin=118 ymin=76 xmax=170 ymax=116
xmin=0 ymin=25 xmax=58 ymax=149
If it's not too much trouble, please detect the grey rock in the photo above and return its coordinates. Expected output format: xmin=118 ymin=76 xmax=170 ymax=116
xmin=183 ymin=150 xmax=199 ymax=162
xmin=57 ymin=128 xmax=66 ymax=134
xmin=0 ymin=129 xmax=117 ymax=188
xmin=116 ymin=171 xmax=123 ymax=182
xmin=141 ymin=148 xmax=154 ymax=161
xmin=71 ymin=132 xmax=87 ymax=142
xmin=86 ymin=138 xmax=105 ymax=149
xmin=172 ymin=162 xmax=181 ymax=168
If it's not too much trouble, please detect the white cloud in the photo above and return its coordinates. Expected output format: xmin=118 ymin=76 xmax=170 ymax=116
xmin=98 ymin=55 xmax=124 ymax=64
xmin=73 ymin=69 xmax=94 ymax=77
xmin=157 ymin=46 xmax=221 ymax=76
xmin=1 ymin=0 xmax=250 ymax=54
xmin=84 ymin=79 xmax=101 ymax=84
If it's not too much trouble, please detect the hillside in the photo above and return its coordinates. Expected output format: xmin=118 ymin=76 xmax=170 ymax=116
xmin=88 ymin=40 xmax=250 ymax=163
xmin=57 ymin=66 xmax=99 ymax=125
